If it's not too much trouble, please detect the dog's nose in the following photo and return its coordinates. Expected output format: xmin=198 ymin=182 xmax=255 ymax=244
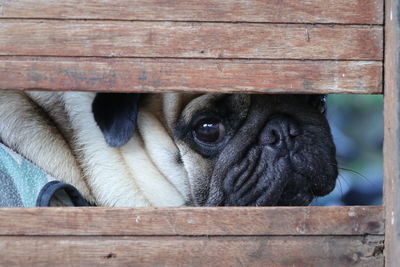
xmin=259 ymin=115 xmax=301 ymax=149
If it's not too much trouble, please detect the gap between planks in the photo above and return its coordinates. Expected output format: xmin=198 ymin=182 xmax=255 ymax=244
xmin=0 ymin=17 xmax=385 ymax=26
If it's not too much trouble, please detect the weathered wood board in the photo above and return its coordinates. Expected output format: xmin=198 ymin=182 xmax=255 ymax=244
xmin=0 ymin=236 xmax=384 ymax=266
xmin=0 ymin=57 xmax=382 ymax=93
xmin=0 ymin=206 xmax=383 ymax=236
xmin=0 ymin=0 xmax=383 ymax=24
xmin=0 ymin=21 xmax=382 ymax=60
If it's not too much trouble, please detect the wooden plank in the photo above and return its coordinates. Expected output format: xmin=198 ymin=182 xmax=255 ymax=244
xmin=0 ymin=206 xmax=383 ymax=236
xmin=0 ymin=236 xmax=384 ymax=266
xmin=0 ymin=21 xmax=383 ymax=60
xmin=0 ymin=57 xmax=382 ymax=94
xmin=384 ymin=0 xmax=400 ymax=266
xmin=0 ymin=0 xmax=383 ymax=24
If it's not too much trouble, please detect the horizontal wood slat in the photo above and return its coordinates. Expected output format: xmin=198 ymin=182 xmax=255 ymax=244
xmin=0 ymin=206 xmax=383 ymax=236
xmin=0 ymin=236 xmax=384 ymax=266
xmin=0 ymin=57 xmax=382 ymax=93
xmin=0 ymin=0 xmax=383 ymax=24
xmin=0 ymin=21 xmax=383 ymax=60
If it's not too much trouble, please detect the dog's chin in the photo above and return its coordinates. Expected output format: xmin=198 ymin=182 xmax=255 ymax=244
xmin=275 ymin=174 xmax=320 ymax=206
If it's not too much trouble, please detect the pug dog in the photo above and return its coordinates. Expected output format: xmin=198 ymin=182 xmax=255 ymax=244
xmin=0 ymin=91 xmax=337 ymax=206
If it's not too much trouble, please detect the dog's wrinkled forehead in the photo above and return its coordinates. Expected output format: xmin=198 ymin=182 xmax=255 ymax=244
xmin=176 ymin=94 xmax=323 ymax=124
xmin=179 ymin=94 xmax=251 ymax=124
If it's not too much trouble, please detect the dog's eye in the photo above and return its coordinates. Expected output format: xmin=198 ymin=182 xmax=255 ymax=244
xmin=308 ymin=95 xmax=327 ymax=114
xmin=193 ymin=118 xmax=225 ymax=144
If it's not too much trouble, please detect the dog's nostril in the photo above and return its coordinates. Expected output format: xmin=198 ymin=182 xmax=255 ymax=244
xmin=264 ymin=129 xmax=280 ymax=145
xmin=289 ymin=125 xmax=301 ymax=138
xmin=260 ymin=125 xmax=284 ymax=147
xmin=260 ymin=115 xmax=301 ymax=147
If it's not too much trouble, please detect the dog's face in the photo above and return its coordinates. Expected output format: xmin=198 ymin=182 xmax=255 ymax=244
xmin=94 ymin=93 xmax=338 ymax=207
xmin=170 ymin=94 xmax=337 ymax=206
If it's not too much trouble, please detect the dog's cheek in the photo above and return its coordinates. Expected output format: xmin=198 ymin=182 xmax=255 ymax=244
xmin=290 ymin=134 xmax=338 ymax=196
xmin=221 ymin=147 xmax=262 ymax=205
xmin=177 ymin=144 xmax=215 ymax=206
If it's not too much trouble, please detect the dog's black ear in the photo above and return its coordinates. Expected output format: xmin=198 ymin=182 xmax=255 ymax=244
xmin=92 ymin=93 xmax=141 ymax=147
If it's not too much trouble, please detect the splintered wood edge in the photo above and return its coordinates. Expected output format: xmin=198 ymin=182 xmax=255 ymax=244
xmin=0 ymin=58 xmax=383 ymax=94
xmin=0 ymin=0 xmax=383 ymax=24
xmin=0 ymin=206 xmax=383 ymax=236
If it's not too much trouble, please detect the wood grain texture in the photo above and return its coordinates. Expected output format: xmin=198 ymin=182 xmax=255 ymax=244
xmin=0 ymin=21 xmax=383 ymax=60
xmin=0 ymin=57 xmax=382 ymax=94
xmin=0 ymin=0 xmax=383 ymax=24
xmin=384 ymin=0 xmax=400 ymax=266
xmin=0 ymin=206 xmax=383 ymax=236
xmin=0 ymin=236 xmax=384 ymax=266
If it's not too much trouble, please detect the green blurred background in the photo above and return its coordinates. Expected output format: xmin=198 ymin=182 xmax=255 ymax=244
xmin=312 ymin=95 xmax=383 ymax=206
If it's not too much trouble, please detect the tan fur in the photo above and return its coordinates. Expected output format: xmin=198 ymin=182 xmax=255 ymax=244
xmin=0 ymin=91 xmax=94 ymax=202
xmin=0 ymin=91 xmax=204 ymax=206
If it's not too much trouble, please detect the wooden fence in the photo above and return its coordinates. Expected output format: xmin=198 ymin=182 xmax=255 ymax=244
xmin=0 ymin=0 xmax=397 ymax=266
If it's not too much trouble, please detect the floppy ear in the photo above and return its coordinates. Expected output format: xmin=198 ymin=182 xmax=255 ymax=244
xmin=92 ymin=93 xmax=141 ymax=147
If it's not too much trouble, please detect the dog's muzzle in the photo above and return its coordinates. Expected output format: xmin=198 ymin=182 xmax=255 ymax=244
xmin=205 ymin=114 xmax=337 ymax=206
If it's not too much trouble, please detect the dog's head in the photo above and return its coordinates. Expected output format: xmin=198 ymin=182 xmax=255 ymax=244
xmin=93 ymin=93 xmax=338 ymax=206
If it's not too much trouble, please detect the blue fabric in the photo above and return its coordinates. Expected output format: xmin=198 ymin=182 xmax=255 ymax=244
xmin=0 ymin=143 xmax=90 ymax=207
xmin=36 ymin=180 xmax=91 ymax=207
xmin=0 ymin=171 xmax=23 ymax=207
xmin=0 ymin=143 xmax=51 ymax=207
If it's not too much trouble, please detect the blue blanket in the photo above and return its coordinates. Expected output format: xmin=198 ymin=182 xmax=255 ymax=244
xmin=0 ymin=143 xmax=90 ymax=207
